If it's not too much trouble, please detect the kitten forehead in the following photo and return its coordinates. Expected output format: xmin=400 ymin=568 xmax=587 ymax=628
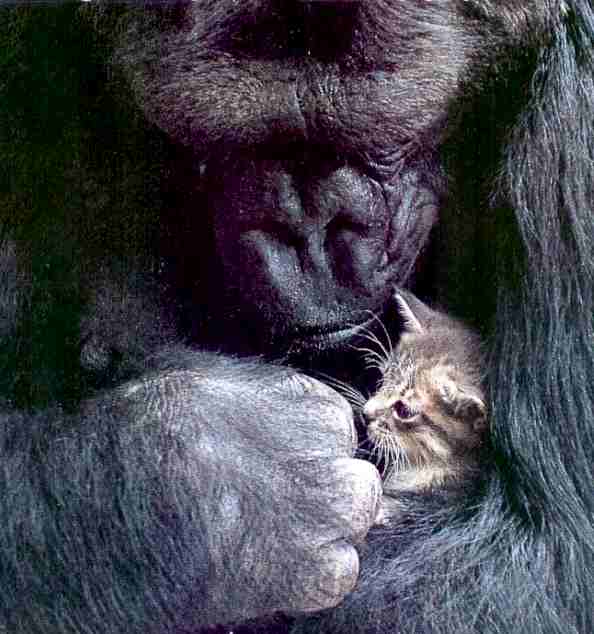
xmin=427 ymin=363 xmax=456 ymax=384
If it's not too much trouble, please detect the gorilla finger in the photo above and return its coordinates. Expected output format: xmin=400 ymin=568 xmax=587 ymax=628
xmin=287 ymin=541 xmax=359 ymax=613
xmin=374 ymin=494 xmax=405 ymax=526
xmin=319 ymin=458 xmax=382 ymax=543
xmin=290 ymin=397 xmax=357 ymax=456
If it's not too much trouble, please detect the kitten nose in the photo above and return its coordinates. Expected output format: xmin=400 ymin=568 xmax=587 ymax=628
xmin=363 ymin=396 xmax=391 ymax=420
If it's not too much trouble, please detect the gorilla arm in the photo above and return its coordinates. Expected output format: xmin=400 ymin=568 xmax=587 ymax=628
xmin=0 ymin=350 xmax=380 ymax=633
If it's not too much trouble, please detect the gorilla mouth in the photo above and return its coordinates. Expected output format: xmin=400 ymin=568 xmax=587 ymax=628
xmin=288 ymin=315 xmax=378 ymax=353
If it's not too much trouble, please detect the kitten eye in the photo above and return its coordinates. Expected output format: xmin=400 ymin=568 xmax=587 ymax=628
xmin=393 ymin=400 xmax=417 ymax=420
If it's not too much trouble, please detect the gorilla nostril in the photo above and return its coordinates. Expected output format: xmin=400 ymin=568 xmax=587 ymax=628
xmin=324 ymin=217 xmax=361 ymax=262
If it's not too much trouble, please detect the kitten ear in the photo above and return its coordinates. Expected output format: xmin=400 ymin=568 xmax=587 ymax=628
xmin=438 ymin=376 xmax=487 ymax=430
xmin=457 ymin=388 xmax=488 ymax=431
xmin=394 ymin=289 xmax=428 ymax=334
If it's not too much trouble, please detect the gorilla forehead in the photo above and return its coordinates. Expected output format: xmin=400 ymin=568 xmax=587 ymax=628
xmin=112 ymin=0 xmax=506 ymax=157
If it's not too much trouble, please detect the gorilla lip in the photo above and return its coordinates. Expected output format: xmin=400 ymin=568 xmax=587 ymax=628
xmin=289 ymin=315 xmax=378 ymax=351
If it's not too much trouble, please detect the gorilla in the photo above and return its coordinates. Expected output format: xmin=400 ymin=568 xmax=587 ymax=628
xmin=0 ymin=2 xmax=592 ymax=634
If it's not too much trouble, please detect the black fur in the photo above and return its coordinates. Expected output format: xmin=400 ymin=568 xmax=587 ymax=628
xmin=0 ymin=2 xmax=593 ymax=634
xmin=294 ymin=2 xmax=594 ymax=633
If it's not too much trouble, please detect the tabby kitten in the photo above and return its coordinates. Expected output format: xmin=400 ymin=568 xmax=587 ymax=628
xmin=363 ymin=290 xmax=488 ymax=505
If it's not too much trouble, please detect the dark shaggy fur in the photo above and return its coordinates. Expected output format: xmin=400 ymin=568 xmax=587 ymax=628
xmin=0 ymin=2 xmax=593 ymax=634
xmin=293 ymin=3 xmax=594 ymax=633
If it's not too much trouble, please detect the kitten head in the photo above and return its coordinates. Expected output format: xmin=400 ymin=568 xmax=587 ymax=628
xmin=363 ymin=290 xmax=487 ymax=468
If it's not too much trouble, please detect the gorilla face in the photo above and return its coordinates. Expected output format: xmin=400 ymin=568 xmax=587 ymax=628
xmin=205 ymin=147 xmax=442 ymax=355
xmin=111 ymin=0 xmax=538 ymax=356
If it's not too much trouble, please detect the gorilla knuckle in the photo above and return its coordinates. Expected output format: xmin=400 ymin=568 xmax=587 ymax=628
xmin=292 ymin=542 xmax=360 ymax=613
xmin=327 ymin=458 xmax=382 ymax=541
xmin=311 ymin=398 xmax=356 ymax=451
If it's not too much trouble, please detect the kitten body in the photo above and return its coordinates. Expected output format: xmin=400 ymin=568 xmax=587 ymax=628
xmin=363 ymin=290 xmax=488 ymax=517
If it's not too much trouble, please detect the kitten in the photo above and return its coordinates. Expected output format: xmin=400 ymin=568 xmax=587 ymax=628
xmin=362 ymin=290 xmax=488 ymax=513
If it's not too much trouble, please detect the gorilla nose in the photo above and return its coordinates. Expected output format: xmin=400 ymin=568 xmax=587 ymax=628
xmin=272 ymin=161 xmax=390 ymax=289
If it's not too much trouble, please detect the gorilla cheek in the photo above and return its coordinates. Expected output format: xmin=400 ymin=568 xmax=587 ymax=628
xmin=384 ymin=170 xmax=441 ymax=285
xmin=207 ymin=155 xmax=440 ymax=341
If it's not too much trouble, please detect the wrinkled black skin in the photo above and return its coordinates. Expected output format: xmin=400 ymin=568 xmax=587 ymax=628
xmin=1 ymin=2 xmax=594 ymax=634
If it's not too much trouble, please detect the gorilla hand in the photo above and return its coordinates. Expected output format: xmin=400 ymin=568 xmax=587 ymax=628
xmin=116 ymin=350 xmax=382 ymax=627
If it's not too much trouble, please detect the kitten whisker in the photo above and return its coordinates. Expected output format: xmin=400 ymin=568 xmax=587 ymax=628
xmin=353 ymin=345 xmax=386 ymax=370
xmin=395 ymin=440 xmax=410 ymax=472
xmin=373 ymin=435 xmax=395 ymax=478
xmin=368 ymin=436 xmax=381 ymax=462
xmin=314 ymin=373 xmax=367 ymax=408
xmin=363 ymin=309 xmax=395 ymax=359
xmin=358 ymin=330 xmax=391 ymax=366
xmin=385 ymin=436 xmax=398 ymax=472
xmin=356 ymin=445 xmax=373 ymax=457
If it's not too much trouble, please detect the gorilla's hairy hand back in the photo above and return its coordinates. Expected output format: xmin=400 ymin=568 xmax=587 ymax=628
xmin=123 ymin=351 xmax=382 ymax=623
xmin=1 ymin=349 xmax=380 ymax=632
